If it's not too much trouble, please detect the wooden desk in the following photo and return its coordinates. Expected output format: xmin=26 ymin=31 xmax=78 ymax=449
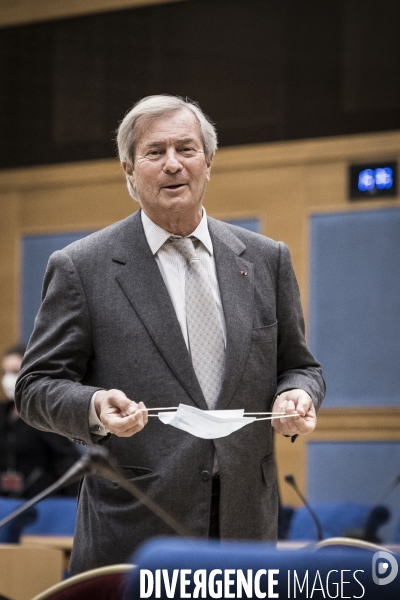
xmin=20 ymin=535 xmax=73 ymax=551
xmin=20 ymin=536 xmax=73 ymax=572
xmin=0 ymin=545 xmax=63 ymax=600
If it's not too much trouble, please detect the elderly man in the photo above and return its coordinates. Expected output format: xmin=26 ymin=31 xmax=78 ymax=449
xmin=16 ymin=95 xmax=325 ymax=573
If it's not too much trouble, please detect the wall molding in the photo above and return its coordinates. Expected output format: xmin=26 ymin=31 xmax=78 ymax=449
xmin=311 ymin=408 xmax=400 ymax=441
xmin=2 ymin=129 xmax=400 ymax=192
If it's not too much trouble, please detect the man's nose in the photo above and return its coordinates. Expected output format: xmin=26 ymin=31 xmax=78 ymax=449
xmin=163 ymin=149 xmax=183 ymax=173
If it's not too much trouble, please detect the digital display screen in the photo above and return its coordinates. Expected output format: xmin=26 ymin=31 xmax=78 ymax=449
xmin=349 ymin=161 xmax=397 ymax=200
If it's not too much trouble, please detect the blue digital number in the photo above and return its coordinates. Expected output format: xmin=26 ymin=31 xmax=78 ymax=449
xmin=358 ymin=169 xmax=375 ymax=191
xmin=358 ymin=167 xmax=393 ymax=192
xmin=375 ymin=167 xmax=393 ymax=190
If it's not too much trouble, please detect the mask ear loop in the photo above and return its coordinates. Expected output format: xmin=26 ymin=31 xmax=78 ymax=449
xmin=142 ymin=407 xmax=288 ymax=413
xmin=252 ymin=414 xmax=300 ymax=421
xmin=140 ymin=407 xmax=298 ymax=420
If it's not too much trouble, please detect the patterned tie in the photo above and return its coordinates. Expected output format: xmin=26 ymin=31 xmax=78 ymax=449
xmin=172 ymin=237 xmax=225 ymax=409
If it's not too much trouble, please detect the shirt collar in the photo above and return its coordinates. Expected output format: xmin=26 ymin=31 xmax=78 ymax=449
xmin=141 ymin=208 xmax=213 ymax=256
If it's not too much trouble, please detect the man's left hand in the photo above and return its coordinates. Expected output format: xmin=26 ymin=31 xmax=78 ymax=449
xmin=271 ymin=389 xmax=316 ymax=436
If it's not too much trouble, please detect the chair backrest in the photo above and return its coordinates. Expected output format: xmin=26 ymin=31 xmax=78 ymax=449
xmin=0 ymin=497 xmax=37 ymax=543
xmin=23 ymin=497 xmax=77 ymax=536
xmin=288 ymin=501 xmax=371 ymax=540
xmin=31 ymin=564 xmax=133 ymax=600
xmin=315 ymin=536 xmax=390 ymax=552
xmin=124 ymin=537 xmax=400 ymax=600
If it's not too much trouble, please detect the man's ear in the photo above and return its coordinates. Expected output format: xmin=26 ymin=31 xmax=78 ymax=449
xmin=122 ymin=161 xmax=133 ymax=176
xmin=122 ymin=161 xmax=136 ymax=190
xmin=206 ymin=153 xmax=214 ymax=169
xmin=205 ymin=153 xmax=214 ymax=182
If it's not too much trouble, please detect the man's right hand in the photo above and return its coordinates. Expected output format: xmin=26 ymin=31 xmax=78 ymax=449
xmin=94 ymin=389 xmax=148 ymax=437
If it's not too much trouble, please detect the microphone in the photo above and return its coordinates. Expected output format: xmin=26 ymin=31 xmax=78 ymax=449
xmin=362 ymin=505 xmax=390 ymax=543
xmin=285 ymin=473 xmax=323 ymax=541
xmin=0 ymin=447 xmax=189 ymax=538
xmin=357 ymin=474 xmax=399 ymax=543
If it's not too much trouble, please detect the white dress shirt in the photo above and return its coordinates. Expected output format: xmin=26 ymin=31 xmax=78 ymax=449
xmin=89 ymin=208 xmax=226 ymax=435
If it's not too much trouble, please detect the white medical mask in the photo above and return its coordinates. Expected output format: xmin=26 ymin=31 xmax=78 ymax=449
xmin=1 ymin=373 xmax=18 ymax=400
xmin=158 ymin=404 xmax=257 ymax=439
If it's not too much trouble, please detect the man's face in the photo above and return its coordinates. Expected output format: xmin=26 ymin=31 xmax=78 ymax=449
xmin=124 ymin=109 xmax=212 ymax=227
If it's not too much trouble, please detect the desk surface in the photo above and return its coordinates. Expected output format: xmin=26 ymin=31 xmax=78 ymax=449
xmin=21 ymin=534 xmax=73 ymax=550
xmin=20 ymin=536 xmax=400 ymax=553
xmin=20 ymin=537 xmax=311 ymax=553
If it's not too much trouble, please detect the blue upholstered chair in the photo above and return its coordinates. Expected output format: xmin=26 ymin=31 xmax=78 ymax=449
xmin=123 ymin=537 xmax=400 ymax=599
xmin=0 ymin=497 xmax=37 ymax=543
xmin=288 ymin=501 xmax=372 ymax=540
xmin=23 ymin=497 xmax=77 ymax=536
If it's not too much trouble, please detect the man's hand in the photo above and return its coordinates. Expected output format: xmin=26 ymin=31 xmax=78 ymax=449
xmin=94 ymin=389 xmax=148 ymax=437
xmin=271 ymin=389 xmax=316 ymax=436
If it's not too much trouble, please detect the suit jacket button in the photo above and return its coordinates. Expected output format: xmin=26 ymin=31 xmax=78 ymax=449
xmin=201 ymin=470 xmax=211 ymax=481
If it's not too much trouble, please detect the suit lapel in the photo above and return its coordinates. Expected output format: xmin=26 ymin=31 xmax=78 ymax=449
xmin=208 ymin=218 xmax=254 ymax=410
xmin=112 ymin=211 xmax=207 ymax=409
xmin=111 ymin=212 xmax=255 ymax=412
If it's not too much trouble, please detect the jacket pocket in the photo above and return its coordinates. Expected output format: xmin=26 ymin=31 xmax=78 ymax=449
xmin=110 ymin=465 xmax=155 ymax=484
xmin=94 ymin=466 xmax=158 ymax=506
xmin=251 ymin=321 xmax=277 ymax=343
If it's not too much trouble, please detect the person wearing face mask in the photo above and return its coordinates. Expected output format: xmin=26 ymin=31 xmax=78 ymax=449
xmin=0 ymin=344 xmax=81 ymax=499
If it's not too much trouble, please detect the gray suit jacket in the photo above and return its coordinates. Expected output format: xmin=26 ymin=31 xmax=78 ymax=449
xmin=15 ymin=210 xmax=325 ymax=573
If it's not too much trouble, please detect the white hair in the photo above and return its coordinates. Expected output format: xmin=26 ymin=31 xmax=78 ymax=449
xmin=116 ymin=95 xmax=218 ymax=200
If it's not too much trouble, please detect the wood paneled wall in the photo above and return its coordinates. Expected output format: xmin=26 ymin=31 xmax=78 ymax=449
xmin=1 ymin=130 xmax=399 ymax=503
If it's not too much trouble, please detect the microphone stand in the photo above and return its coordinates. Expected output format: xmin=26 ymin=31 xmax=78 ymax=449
xmin=285 ymin=474 xmax=323 ymax=541
xmin=14 ymin=467 xmax=44 ymax=499
xmin=0 ymin=446 xmax=189 ymax=538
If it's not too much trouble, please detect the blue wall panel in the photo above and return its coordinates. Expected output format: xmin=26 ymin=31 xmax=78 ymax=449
xmin=307 ymin=441 xmax=400 ymax=543
xmin=21 ymin=232 xmax=92 ymax=343
xmin=225 ymin=218 xmax=260 ymax=233
xmin=309 ymin=208 xmax=400 ymax=407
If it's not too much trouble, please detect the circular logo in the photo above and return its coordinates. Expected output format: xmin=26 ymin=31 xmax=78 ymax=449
xmin=372 ymin=551 xmax=399 ymax=586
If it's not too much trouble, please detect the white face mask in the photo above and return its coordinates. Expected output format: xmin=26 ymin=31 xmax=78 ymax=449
xmin=1 ymin=373 xmax=18 ymax=400
xmin=158 ymin=404 xmax=256 ymax=439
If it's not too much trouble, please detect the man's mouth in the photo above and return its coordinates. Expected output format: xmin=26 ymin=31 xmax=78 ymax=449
xmin=162 ymin=184 xmax=186 ymax=190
